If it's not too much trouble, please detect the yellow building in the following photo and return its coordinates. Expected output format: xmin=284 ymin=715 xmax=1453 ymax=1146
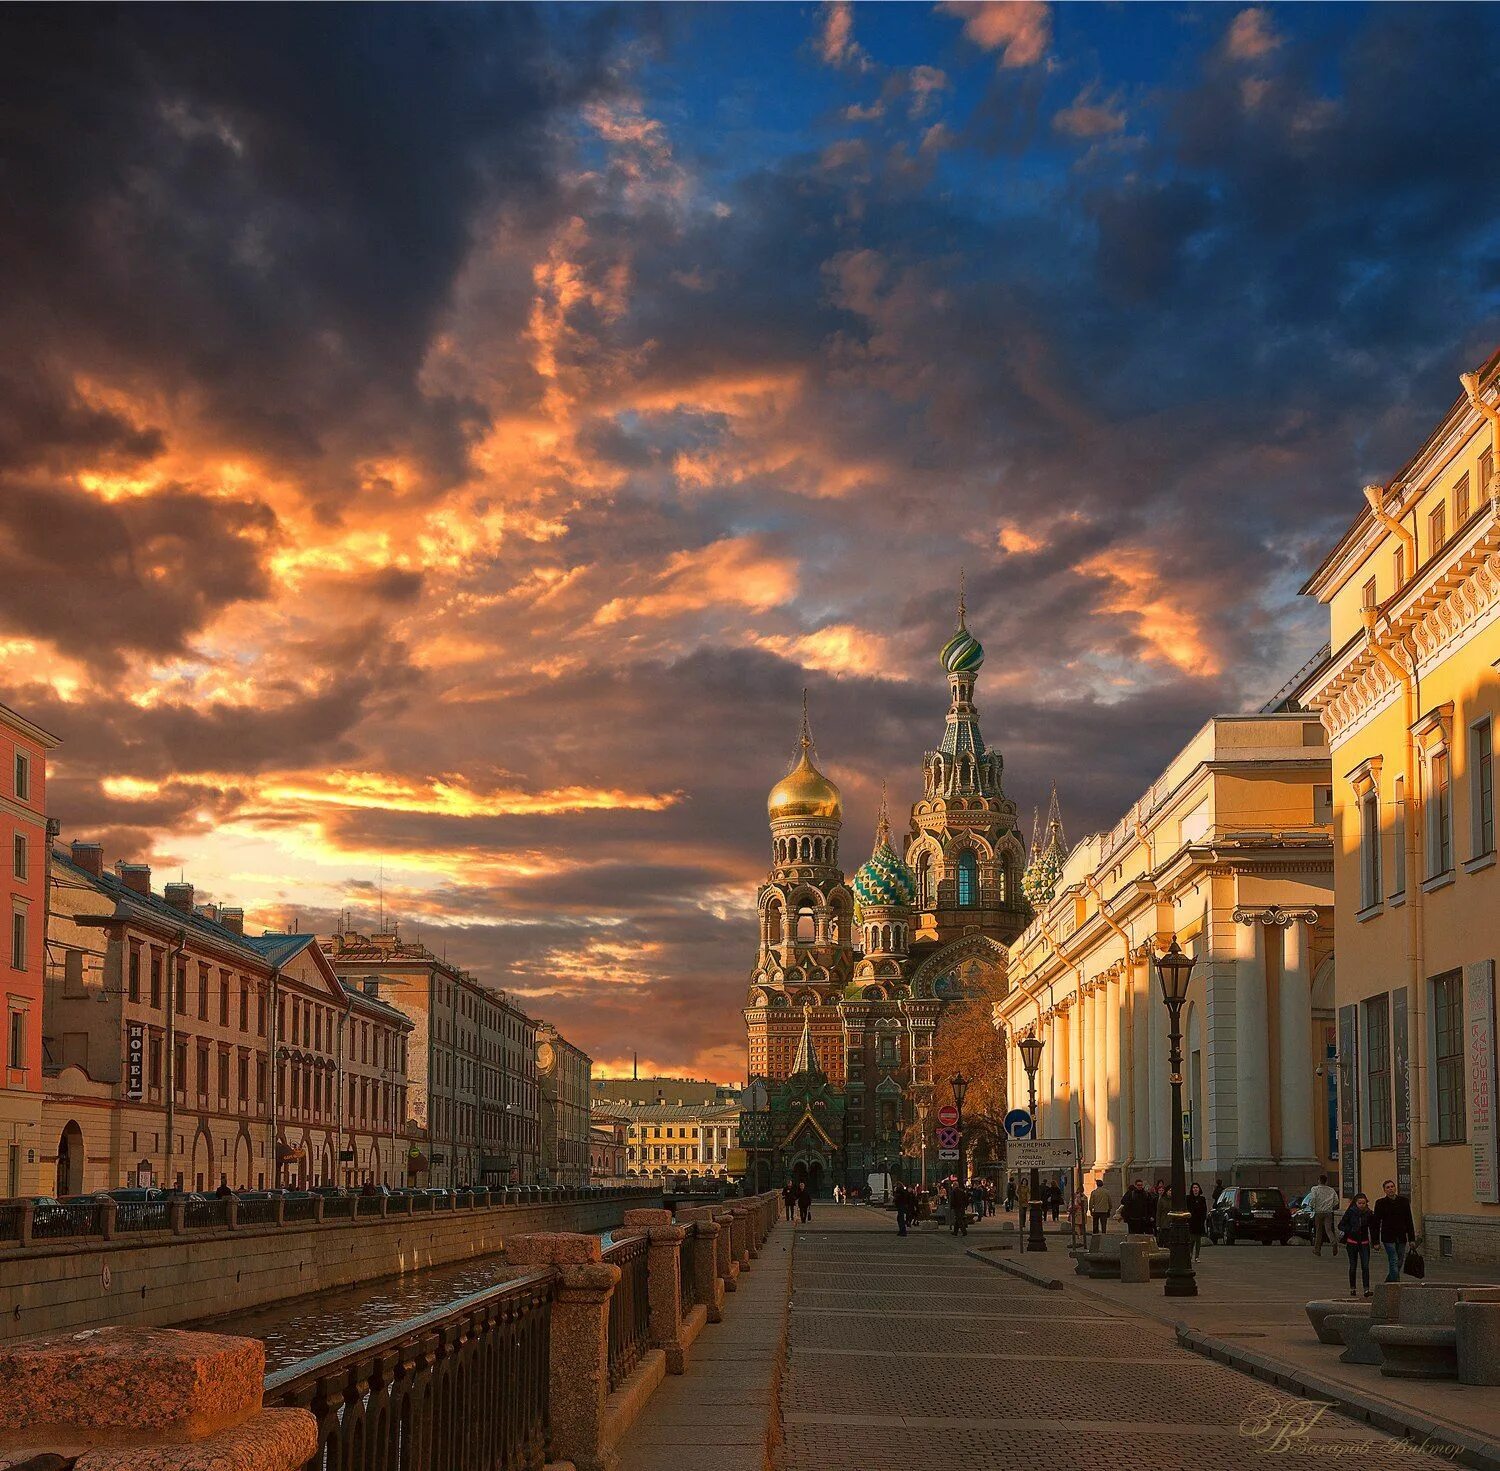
xmin=998 ymin=714 xmax=1334 ymax=1195
xmin=619 ymin=1101 xmax=740 ymax=1178
xmin=1300 ymin=352 xmax=1500 ymax=1263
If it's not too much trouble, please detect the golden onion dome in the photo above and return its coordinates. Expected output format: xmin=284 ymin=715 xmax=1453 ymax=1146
xmin=768 ymin=749 xmax=842 ymax=823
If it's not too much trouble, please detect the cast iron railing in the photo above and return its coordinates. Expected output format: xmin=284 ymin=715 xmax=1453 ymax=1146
xmin=602 ymin=1233 xmax=650 ymax=1391
xmin=29 ymin=1199 xmax=103 ymax=1240
xmin=264 ymin=1270 xmax=554 ymax=1471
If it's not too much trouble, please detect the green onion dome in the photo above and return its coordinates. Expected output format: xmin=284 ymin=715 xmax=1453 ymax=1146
xmin=852 ymin=832 xmax=917 ymax=920
xmin=940 ymin=625 xmax=984 ymax=675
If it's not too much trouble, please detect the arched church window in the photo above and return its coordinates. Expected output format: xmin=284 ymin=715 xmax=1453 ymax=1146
xmin=916 ymin=852 xmax=933 ymax=910
xmin=957 ymin=849 xmax=978 ymax=906
xmin=795 ymin=905 xmax=816 ymax=943
xmin=767 ymin=902 xmax=783 ymax=944
xmin=799 ymin=837 xmax=810 ymax=862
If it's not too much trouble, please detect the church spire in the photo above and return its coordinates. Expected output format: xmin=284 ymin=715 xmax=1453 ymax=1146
xmin=1022 ymin=783 xmax=1068 ymax=908
xmin=792 ymin=1002 xmax=819 ymax=1075
xmin=958 ymin=565 xmax=967 ymax=631
xmin=875 ymin=779 xmax=890 ymax=846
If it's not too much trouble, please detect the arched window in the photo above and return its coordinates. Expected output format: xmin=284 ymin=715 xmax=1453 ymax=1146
xmin=800 ymin=837 xmax=811 ymax=862
xmin=916 ymin=852 xmax=933 ymax=910
xmin=957 ymin=849 xmax=978 ymax=906
xmin=795 ymin=905 xmax=816 ymax=943
xmin=767 ymin=902 xmax=783 ymax=944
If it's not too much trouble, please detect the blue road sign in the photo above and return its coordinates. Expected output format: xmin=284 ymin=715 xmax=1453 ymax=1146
xmin=1003 ymin=1108 xmax=1033 ymax=1139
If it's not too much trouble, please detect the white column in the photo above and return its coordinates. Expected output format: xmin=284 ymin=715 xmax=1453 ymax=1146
xmin=1279 ymin=919 xmax=1315 ymax=1162
xmin=1148 ymin=978 xmax=1169 ymax=1169
xmin=1130 ymin=955 xmax=1150 ymax=1170
xmin=1104 ymin=972 xmax=1121 ymax=1170
xmin=1074 ymin=986 xmax=1088 ymax=1160
xmin=1235 ymin=917 xmax=1271 ymax=1163
xmin=1092 ymin=984 xmax=1107 ymax=1168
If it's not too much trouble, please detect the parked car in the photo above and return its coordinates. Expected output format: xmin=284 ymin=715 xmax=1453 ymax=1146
xmin=1206 ymin=1186 xmax=1292 ymax=1245
xmin=1287 ymin=1192 xmax=1315 ymax=1241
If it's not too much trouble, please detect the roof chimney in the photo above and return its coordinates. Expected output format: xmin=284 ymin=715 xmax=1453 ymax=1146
xmin=195 ymin=902 xmax=219 ymax=924
xmin=164 ymin=882 xmax=194 ymax=913
xmin=71 ymin=841 xmax=104 ymax=877
xmin=220 ymin=908 xmax=245 ymax=936
xmin=117 ymin=863 xmax=151 ymax=896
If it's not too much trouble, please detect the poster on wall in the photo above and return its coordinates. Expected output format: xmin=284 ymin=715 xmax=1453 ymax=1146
xmin=1337 ymin=1003 xmax=1360 ymax=1200
xmin=125 ymin=1021 xmax=145 ymax=1099
xmin=1392 ymin=986 xmax=1412 ymax=1199
xmin=1467 ymin=959 xmax=1499 ymax=1205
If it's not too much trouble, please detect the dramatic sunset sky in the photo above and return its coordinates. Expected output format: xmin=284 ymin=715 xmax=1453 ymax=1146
xmin=4 ymin=3 xmax=1500 ymax=1080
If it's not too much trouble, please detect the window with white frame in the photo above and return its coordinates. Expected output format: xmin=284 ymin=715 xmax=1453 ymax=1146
xmin=1472 ymin=716 xmax=1494 ymax=859
xmin=9 ymin=908 xmax=25 ymax=971
xmin=1363 ymin=994 xmax=1392 ymax=1149
xmin=1391 ymin=776 xmax=1406 ymax=896
xmin=1359 ymin=787 xmax=1382 ymax=909
xmin=1428 ymin=749 xmax=1453 ymax=877
xmin=1431 ymin=971 xmax=1465 ymax=1144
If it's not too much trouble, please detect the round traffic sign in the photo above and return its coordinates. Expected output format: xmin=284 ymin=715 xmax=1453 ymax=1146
xmin=1003 ymin=1108 xmax=1033 ymax=1139
xmin=937 ymin=1104 xmax=959 ymax=1129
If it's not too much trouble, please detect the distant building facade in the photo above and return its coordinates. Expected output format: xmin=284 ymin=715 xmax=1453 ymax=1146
xmin=590 ymin=1108 xmax=629 ymax=1181
xmin=620 ymin=1100 xmax=740 ymax=1178
xmin=1301 ymin=354 xmax=1500 ymax=1262
xmin=590 ymin=1076 xmax=739 ymax=1108
xmin=536 ymin=1021 xmax=591 ymax=1185
xmin=321 ymin=929 xmax=539 ymax=1186
xmin=43 ymin=843 xmax=412 ymax=1193
xmin=2 ymin=702 xmax=58 ymax=1197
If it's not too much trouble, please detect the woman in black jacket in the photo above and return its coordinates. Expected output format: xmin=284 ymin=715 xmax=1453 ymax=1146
xmin=1187 ymin=1183 xmax=1209 ymax=1259
xmin=1338 ymin=1192 xmax=1374 ymax=1298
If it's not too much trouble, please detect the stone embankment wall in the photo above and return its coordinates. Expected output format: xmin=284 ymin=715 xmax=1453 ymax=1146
xmin=0 ymin=1191 xmax=664 ymax=1344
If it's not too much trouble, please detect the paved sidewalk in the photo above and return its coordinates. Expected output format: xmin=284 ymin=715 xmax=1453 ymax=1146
xmin=778 ymin=1205 xmax=1456 ymax=1471
xmin=613 ymin=1227 xmax=791 ymax=1471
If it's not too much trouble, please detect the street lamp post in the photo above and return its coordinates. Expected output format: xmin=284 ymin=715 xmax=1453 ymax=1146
xmin=1153 ymin=936 xmax=1198 ymax=1298
xmin=1018 ymin=1034 xmax=1047 ymax=1253
xmin=950 ymin=1071 xmax=968 ymax=1190
xmin=916 ymin=1099 xmax=929 ymax=1192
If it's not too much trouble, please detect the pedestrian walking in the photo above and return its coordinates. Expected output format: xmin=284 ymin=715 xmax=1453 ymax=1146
xmin=1339 ymin=1192 xmax=1375 ymax=1298
xmin=796 ymin=1180 xmax=813 ymax=1223
xmin=1188 ymin=1183 xmax=1208 ymax=1260
xmin=1371 ymin=1179 xmax=1415 ymax=1281
xmin=894 ymin=1183 xmax=913 ymax=1236
xmin=1005 ymin=1177 xmax=1017 ymax=1212
xmin=1047 ymin=1182 xmax=1062 ymax=1222
xmin=1119 ymin=1178 xmax=1155 ymax=1235
xmin=1304 ymin=1173 xmax=1340 ymax=1257
xmin=782 ymin=1180 xmax=796 ymax=1223
xmin=947 ymin=1179 xmax=970 ymax=1237
xmin=1088 ymin=1177 xmax=1113 ymax=1235
xmin=1153 ymin=1181 xmax=1171 ymax=1243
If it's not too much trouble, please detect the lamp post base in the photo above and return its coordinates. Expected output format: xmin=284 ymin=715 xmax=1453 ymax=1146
xmin=1026 ymin=1167 xmax=1047 ymax=1252
xmin=1163 ymin=1213 xmax=1197 ymax=1297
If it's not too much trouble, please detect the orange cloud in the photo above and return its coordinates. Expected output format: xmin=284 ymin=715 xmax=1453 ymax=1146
xmin=1225 ymin=7 xmax=1281 ymax=61
xmin=938 ymin=1 xmax=1051 ymax=68
xmin=752 ymin=624 xmax=904 ymax=679
xmin=593 ymin=537 xmax=798 ymax=626
xmin=1077 ymin=547 xmax=1222 ymax=678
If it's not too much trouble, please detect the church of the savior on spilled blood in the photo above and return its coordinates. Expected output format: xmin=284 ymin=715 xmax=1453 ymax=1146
xmin=742 ymin=598 xmax=1062 ymax=1193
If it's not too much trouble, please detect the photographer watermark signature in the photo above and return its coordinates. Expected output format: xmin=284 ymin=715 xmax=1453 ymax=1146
xmin=1239 ymin=1394 xmax=1461 ymax=1459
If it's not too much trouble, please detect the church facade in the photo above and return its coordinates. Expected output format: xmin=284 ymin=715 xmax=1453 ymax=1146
xmin=743 ymin=603 xmax=1031 ymax=1193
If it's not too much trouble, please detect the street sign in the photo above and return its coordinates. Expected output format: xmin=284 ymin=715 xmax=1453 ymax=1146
xmin=935 ymin=1126 xmax=960 ymax=1149
xmin=1003 ymin=1108 xmax=1033 ymax=1139
xmin=937 ymin=1149 xmax=960 ymax=1161
xmin=1006 ymin=1138 xmax=1076 ymax=1171
xmin=937 ymin=1104 xmax=959 ymax=1129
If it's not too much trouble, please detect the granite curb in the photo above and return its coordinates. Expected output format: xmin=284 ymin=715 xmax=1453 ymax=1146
xmin=964 ymin=1248 xmax=1063 ymax=1291
xmin=1177 ymin=1326 xmax=1500 ymax=1471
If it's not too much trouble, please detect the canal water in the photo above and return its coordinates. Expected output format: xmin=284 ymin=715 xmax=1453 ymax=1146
xmin=191 ymin=1231 xmax=617 ymax=1373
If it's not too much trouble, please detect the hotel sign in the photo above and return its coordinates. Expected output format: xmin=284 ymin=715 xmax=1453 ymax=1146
xmin=1392 ymin=987 xmax=1412 ymax=1199
xmin=125 ymin=1022 xmax=145 ymax=1099
xmin=1467 ymin=960 xmax=1499 ymax=1205
xmin=1337 ymin=1003 xmax=1360 ymax=1200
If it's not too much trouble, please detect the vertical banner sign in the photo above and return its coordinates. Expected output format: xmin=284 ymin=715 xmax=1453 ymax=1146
xmin=1392 ymin=986 xmax=1412 ymax=1199
xmin=1337 ymin=1003 xmax=1360 ymax=1200
xmin=125 ymin=1021 xmax=145 ymax=1100
xmin=1466 ymin=960 xmax=1499 ymax=1204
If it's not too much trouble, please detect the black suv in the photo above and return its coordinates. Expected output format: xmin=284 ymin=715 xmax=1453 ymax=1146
xmin=1207 ymin=1186 xmax=1292 ymax=1245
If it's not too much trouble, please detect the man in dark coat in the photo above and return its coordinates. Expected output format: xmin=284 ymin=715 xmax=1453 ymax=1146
xmin=1371 ymin=1179 xmax=1416 ymax=1281
xmin=1119 ymin=1177 xmax=1156 ymax=1235
xmin=947 ymin=1180 xmax=971 ymax=1236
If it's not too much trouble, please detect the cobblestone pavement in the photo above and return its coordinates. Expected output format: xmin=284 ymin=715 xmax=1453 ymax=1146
xmin=781 ymin=1207 xmax=1456 ymax=1471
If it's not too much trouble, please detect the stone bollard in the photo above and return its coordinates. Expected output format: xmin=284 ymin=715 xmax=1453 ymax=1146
xmin=169 ymin=1199 xmax=187 ymax=1236
xmin=623 ymin=1209 xmax=688 ymax=1374
xmin=0 ymin=1325 xmax=315 ymax=1471
xmin=714 ymin=1209 xmax=739 ymax=1291
xmin=506 ymin=1232 xmax=619 ymax=1471
xmin=677 ymin=1207 xmax=726 ymax=1323
xmin=731 ymin=1205 xmax=753 ymax=1269
xmin=225 ymin=1196 xmax=239 ymax=1231
xmin=1456 ymin=1298 xmax=1500 ymax=1386
xmin=1119 ymin=1238 xmax=1152 ymax=1283
xmin=99 ymin=1197 xmax=118 ymax=1242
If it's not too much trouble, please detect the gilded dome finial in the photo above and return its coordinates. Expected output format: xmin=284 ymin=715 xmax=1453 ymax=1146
xmin=875 ymin=779 xmax=890 ymax=846
xmin=767 ymin=690 xmax=842 ymax=823
xmin=799 ymin=686 xmax=811 ymax=754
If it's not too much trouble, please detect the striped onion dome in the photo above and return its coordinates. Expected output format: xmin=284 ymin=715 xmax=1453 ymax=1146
xmin=940 ymin=625 xmax=985 ymax=675
xmin=852 ymin=798 xmax=917 ymax=919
